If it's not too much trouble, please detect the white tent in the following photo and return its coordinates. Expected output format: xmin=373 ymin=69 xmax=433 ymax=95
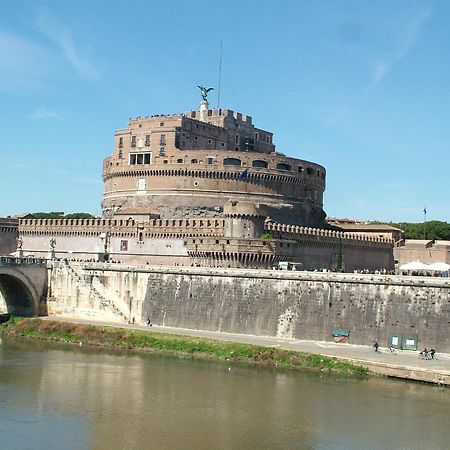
xmin=428 ymin=262 xmax=450 ymax=271
xmin=399 ymin=261 xmax=429 ymax=271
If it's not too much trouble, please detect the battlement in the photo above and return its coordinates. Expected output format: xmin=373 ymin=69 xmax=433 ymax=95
xmin=19 ymin=218 xmax=225 ymax=239
xmin=185 ymin=108 xmax=253 ymax=125
xmin=19 ymin=218 xmax=392 ymax=246
xmin=264 ymin=222 xmax=394 ymax=247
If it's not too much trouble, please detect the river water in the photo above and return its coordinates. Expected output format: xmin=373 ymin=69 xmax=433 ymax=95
xmin=0 ymin=337 xmax=449 ymax=450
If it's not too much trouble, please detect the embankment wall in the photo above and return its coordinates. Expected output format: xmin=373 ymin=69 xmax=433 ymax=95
xmin=47 ymin=263 xmax=450 ymax=352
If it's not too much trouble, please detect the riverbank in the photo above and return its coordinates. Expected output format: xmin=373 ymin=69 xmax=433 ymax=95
xmin=0 ymin=317 xmax=368 ymax=377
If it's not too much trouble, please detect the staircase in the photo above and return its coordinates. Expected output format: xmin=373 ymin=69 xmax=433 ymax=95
xmin=65 ymin=262 xmax=128 ymax=322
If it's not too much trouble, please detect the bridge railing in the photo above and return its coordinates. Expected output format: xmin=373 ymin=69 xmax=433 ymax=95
xmin=0 ymin=256 xmax=47 ymax=265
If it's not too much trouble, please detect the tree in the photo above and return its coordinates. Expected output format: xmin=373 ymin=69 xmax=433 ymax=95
xmin=32 ymin=212 xmax=96 ymax=219
xmin=373 ymin=220 xmax=450 ymax=240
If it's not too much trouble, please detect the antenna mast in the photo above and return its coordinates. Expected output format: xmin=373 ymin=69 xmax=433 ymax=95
xmin=217 ymin=38 xmax=223 ymax=108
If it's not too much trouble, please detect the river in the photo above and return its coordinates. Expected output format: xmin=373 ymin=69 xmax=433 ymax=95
xmin=0 ymin=337 xmax=449 ymax=449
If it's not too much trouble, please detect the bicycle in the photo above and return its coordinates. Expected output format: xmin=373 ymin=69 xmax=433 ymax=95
xmin=420 ymin=350 xmax=437 ymax=360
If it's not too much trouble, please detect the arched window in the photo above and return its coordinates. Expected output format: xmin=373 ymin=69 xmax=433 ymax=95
xmin=277 ymin=163 xmax=291 ymax=171
xmin=223 ymin=158 xmax=241 ymax=166
xmin=191 ymin=159 xmax=198 ymax=164
xmin=177 ymin=159 xmax=183 ymax=163
xmin=252 ymin=160 xmax=268 ymax=168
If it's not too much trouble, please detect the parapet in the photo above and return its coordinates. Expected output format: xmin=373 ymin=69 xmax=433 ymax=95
xmin=223 ymin=201 xmax=267 ymax=218
xmin=265 ymin=222 xmax=394 ymax=247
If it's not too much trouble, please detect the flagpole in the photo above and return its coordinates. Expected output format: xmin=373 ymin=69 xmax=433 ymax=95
xmin=423 ymin=206 xmax=427 ymax=240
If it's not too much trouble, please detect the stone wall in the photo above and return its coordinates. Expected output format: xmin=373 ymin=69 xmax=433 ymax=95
xmin=48 ymin=263 xmax=450 ymax=352
xmin=0 ymin=218 xmax=18 ymax=255
xmin=395 ymin=240 xmax=450 ymax=265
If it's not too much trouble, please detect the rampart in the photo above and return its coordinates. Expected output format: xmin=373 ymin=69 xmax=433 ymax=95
xmin=18 ymin=218 xmax=393 ymax=270
xmin=47 ymin=263 xmax=450 ymax=352
xmin=0 ymin=218 xmax=18 ymax=255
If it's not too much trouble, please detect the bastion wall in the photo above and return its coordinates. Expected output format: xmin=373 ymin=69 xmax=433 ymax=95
xmin=0 ymin=218 xmax=18 ymax=255
xmin=19 ymin=218 xmax=393 ymax=271
xmin=48 ymin=263 xmax=450 ymax=352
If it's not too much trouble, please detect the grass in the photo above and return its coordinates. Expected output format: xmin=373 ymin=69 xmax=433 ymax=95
xmin=0 ymin=317 xmax=369 ymax=377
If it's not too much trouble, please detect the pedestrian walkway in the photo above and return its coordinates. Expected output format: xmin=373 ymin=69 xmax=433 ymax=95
xmin=42 ymin=316 xmax=450 ymax=386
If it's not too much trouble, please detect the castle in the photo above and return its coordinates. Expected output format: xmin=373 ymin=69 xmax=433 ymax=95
xmin=15 ymin=92 xmax=394 ymax=270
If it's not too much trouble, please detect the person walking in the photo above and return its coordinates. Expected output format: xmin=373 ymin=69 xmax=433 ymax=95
xmin=373 ymin=340 xmax=379 ymax=352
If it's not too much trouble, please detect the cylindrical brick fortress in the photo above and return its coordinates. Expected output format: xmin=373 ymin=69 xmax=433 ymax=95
xmin=102 ymin=108 xmax=326 ymax=227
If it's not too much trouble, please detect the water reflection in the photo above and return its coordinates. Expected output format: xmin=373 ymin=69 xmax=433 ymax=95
xmin=0 ymin=338 xmax=449 ymax=450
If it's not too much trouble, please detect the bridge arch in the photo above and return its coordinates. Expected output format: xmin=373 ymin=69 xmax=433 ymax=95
xmin=0 ymin=268 xmax=40 ymax=316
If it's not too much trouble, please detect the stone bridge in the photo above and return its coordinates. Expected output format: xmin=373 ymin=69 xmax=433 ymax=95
xmin=0 ymin=257 xmax=48 ymax=317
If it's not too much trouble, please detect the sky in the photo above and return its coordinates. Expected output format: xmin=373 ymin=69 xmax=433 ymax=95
xmin=1 ymin=0 xmax=449 ymax=223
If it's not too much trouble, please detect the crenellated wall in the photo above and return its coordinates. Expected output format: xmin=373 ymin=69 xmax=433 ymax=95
xmin=0 ymin=218 xmax=18 ymax=255
xmin=18 ymin=217 xmax=393 ymax=271
xmin=47 ymin=263 xmax=450 ymax=352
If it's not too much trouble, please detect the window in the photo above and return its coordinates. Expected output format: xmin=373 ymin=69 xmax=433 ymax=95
xmin=252 ymin=160 xmax=268 ymax=168
xmin=159 ymin=134 xmax=166 ymax=145
xmin=221 ymin=142 xmax=225 ymax=147
xmin=194 ymin=136 xmax=198 ymax=141
xmin=129 ymin=152 xmax=151 ymax=165
xmin=160 ymin=122 xmax=164 ymax=126
xmin=177 ymin=158 xmax=183 ymax=163
xmin=306 ymin=167 xmax=313 ymax=175
xmin=277 ymin=163 xmax=291 ymax=171
xmin=119 ymin=137 xmax=123 ymax=148
xmin=223 ymin=158 xmax=241 ymax=166
xmin=266 ymin=136 xmax=271 ymax=143
xmin=191 ymin=159 xmax=198 ymax=164
xmin=207 ymin=157 xmax=214 ymax=165
xmin=208 ymin=139 xmax=212 ymax=144
xmin=159 ymin=147 xmax=166 ymax=156
xmin=298 ymin=166 xmax=303 ymax=173
xmin=255 ymin=132 xmax=259 ymax=141
xmin=235 ymin=134 xmax=239 ymax=144
xmin=131 ymin=136 xmax=136 ymax=147
xmin=118 ymin=149 xmax=123 ymax=159
xmin=145 ymin=135 xmax=150 ymax=146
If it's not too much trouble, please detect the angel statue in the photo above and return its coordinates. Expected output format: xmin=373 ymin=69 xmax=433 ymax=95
xmin=197 ymin=85 xmax=214 ymax=102
xmin=49 ymin=238 xmax=56 ymax=250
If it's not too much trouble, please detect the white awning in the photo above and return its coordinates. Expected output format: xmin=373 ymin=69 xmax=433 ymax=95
xmin=399 ymin=261 xmax=429 ymax=271
xmin=428 ymin=262 xmax=450 ymax=271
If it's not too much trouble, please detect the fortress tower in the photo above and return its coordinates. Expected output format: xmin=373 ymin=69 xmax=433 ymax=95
xmin=18 ymin=92 xmax=394 ymax=271
xmin=102 ymin=99 xmax=327 ymax=227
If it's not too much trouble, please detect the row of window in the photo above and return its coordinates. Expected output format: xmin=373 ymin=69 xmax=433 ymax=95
xmin=127 ymin=153 xmax=323 ymax=176
xmin=119 ymin=135 xmax=153 ymax=148
xmin=121 ymin=132 xmax=271 ymax=150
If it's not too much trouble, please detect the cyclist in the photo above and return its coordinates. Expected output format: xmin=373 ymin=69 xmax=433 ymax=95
xmin=373 ymin=341 xmax=379 ymax=352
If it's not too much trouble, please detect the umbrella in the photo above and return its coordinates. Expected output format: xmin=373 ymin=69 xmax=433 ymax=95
xmin=399 ymin=261 xmax=429 ymax=271
xmin=428 ymin=262 xmax=450 ymax=271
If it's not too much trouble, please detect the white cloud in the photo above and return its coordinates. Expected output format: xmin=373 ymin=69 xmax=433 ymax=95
xmin=369 ymin=8 xmax=431 ymax=87
xmin=325 ymin=8 xmax=431 ymax=124
xmin=36 ymin=10 xmax=100 ymax=80
xmin=29 ymin=107 xmax=63 ymax=120
xmin=0 ymin=30 xmax=55 ymax=92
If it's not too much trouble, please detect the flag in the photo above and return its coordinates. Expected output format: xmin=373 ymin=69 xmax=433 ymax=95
xmin=239 ymin=168 xmax=249 ymax=180
xmin=423 ymin=206 xmax=427 ymax=214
